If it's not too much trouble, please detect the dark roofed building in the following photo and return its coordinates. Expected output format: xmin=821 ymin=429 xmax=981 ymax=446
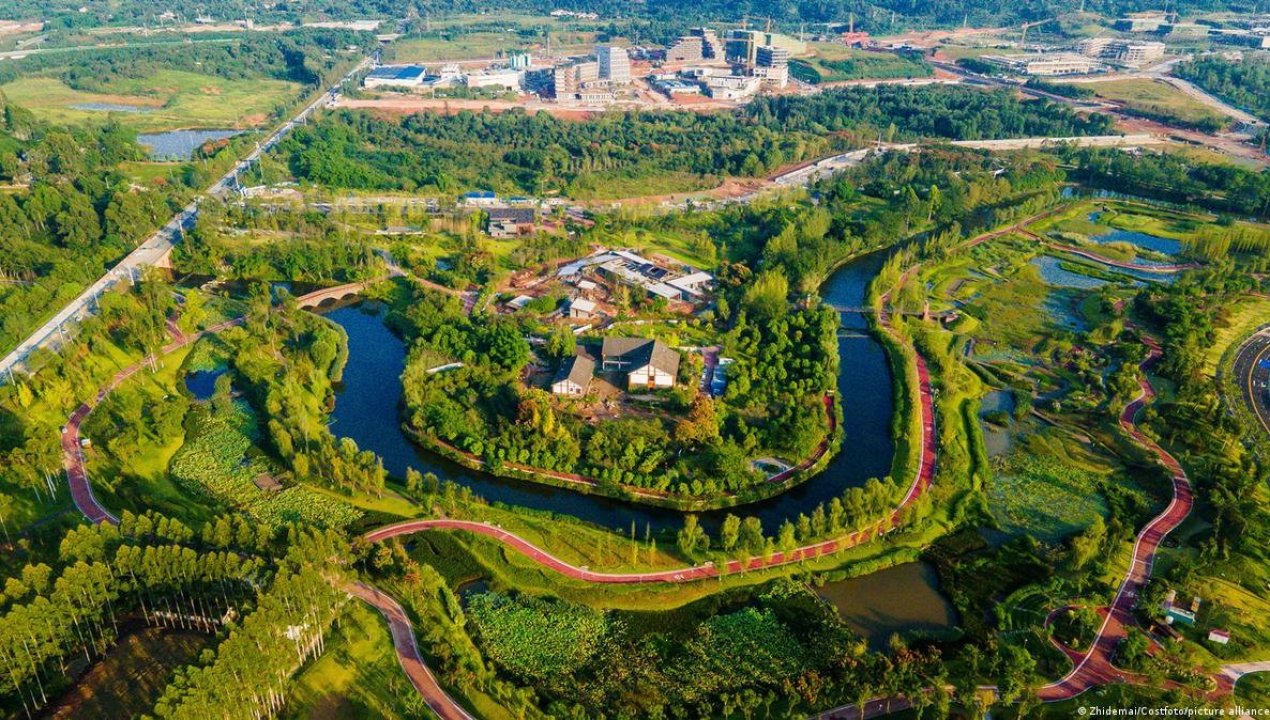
xmin=601 ymin=337 xmax=679 ymax=390
xmin=551 ymin=354 xmax=594 ymax=396
xmin=487 ymin=206 xmax=538 ymax=238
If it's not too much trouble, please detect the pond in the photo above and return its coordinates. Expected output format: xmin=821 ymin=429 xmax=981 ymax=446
xmin=1086 ymin=214 xmax=1183 ymax=257
xmin=137 ymin=129 xmax=242 ymax=160
xmin=320 ymin=248 xmax=898 ymax=534
xmin=815 ymin=562 xmax=958 ymax=651
xmin=979 ymin=389 xmax=1015 ymax=458
xmin=184 ymin=368 xmax=226 ymax=400
xmin=73 ymin=102 xmax=152 ymax=114
xmin=1030 ymin=256 xmax=1112 ymax=290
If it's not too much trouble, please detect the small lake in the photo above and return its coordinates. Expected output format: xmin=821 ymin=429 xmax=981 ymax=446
xmin=73 ymin=102 xmax=152 ymax=114
xmin=815 ymin=562 xmax=957 ymax=650
xmin=184 ymin=368 xmax=226 ymax=400
xmin=979 ymin=389 xmax=1015 ymax=458
xmin=1087 ymin=221 xmax=1183 ymax=257
xmin=1030 ymin=256 xmax=1111 ymax=289
xmin=137 ymin=129 xmax=241 ymax=160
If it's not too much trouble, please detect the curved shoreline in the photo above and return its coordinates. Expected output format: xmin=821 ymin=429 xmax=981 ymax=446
xmin=399 ymin=393 xmax=841 ymax=512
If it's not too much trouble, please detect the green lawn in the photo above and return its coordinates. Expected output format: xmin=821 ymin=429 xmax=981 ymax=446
xmin=1084 ymin=78 xmax=1229 ymax=128
xmin=1206 ymin=295 xmax=1270 ymax=377
xmin=391 ymin=29 xmax=601 ymax=63
xmin=1 ymin=69 xmax=299 ymax=131
xmin=283 ymin=602 xmax=420 ymax=720
xmin=792 ymin=44 xmax=932 ymax=84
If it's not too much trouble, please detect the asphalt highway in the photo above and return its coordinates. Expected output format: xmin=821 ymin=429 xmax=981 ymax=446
xmin=1231 ymin=324 xmax=1270 ymax=438
xmin=0 ymin=53 xmax=374 ymax=381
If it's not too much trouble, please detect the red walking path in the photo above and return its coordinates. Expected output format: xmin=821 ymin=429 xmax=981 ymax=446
xmin=62 ymin=318 xmax=243 ymax=525
xmin=345 ymin=583 xmax=478 ymax=720
xmin=366 ymin=355 xmax=934 ymax=580
xmin=1036 ymin=334 xmax=1194 ymax=702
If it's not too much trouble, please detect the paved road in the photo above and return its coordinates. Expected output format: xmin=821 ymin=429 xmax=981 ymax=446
xmin=1217 ymin=661 xmax=1270 ymax=695
xmin=0 ymin=53 xmax=374 ymax=382
xmin=345 ymin=583 xmax=477 ymax=720
xmin=1231 ymin=324 xmax=1270 ymax=438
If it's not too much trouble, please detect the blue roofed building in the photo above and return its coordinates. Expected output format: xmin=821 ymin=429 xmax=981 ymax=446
xmin=364 ymin=65 xmax=428 ymax=89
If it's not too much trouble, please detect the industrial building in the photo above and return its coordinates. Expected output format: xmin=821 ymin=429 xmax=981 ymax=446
xmin=464 ymin=68 xmax=524 ymax=90
xmin=667 ymin=35 xmax=704 ymax=63
xmin=1210 ymin=29 xmax=1270 ymax=49
xmin=363 ymin=65 xmax=427 ymax=88
xmin=981 ymin=53 xmax=1102 ymax=76
xmin=1076 ymin=38 xmax=1166 ymax=65
xmin=553 ymin=60 xmax=600 ymax=97
xmin=724 ymin=29 xmax=806 ymax=66
xmin=690 ymin=27 xmax=724 ymax=60
xmin=755 ymin=45 xmax=791 ymax=87
xmin=704 ymin=74 xmax=762 ymax=99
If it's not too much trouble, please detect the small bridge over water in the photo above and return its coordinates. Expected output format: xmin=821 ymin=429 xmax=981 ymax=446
xmin=827 ymin=304 xmax=959 ymax=322
xmin=296 ymin=282 xmax=373 ymax=309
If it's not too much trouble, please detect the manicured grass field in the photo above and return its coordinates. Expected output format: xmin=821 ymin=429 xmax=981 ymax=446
xmin=1206 ymin=295 xmax=1270 ymax=377
xmin=1 ymin=69 xmax=299 ymax=131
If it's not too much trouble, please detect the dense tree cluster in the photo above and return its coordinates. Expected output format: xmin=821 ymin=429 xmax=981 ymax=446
xmin=1062 ymin=146 xmax=1270 ymax=221
xmin=279 ymin=108 xmax=829 ymax=197
xmin=0 ymin=105 xmax=181 ymax=356
xmin=746 ymin=85 xmax=1115 ymax=141
xmin=1175 ymin=52 xmax=1270 ymax=124
xmin=0 ymin=29 xmax=370 ymax=90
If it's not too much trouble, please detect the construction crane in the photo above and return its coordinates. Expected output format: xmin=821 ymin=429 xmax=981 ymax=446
xmin=1019 ymin=18 xmax=1057 ymax=48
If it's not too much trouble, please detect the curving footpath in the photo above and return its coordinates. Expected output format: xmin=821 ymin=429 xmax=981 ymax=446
xmin=62 ymin=318 xmax=244 ymax=525
xmin=1037 ymin=333 xmax=1193 ymax=701
xmin=366 ymin=335 xmax=937 ymax=582
xmin=344 ymin=583 xmax=477 ymax=720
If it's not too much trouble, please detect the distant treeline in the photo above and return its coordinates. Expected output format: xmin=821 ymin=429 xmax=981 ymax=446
xmin=0 ymin=29 xmax=371 ymax=91
xmin=278 ymin=85 xmax=1113 ymax=196
xmin=8 ymin=0 xmax=1252 ymax=35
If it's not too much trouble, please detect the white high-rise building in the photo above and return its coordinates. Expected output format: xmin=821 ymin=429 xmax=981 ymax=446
xmin=597 ymin=45 xmax=631 ymax=84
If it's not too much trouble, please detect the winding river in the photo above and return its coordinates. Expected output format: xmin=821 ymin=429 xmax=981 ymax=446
xmin=323 ymin=250 xmax=896 ymax=535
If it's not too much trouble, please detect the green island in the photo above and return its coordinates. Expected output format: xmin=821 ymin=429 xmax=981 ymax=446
xmin=0 ymin=4 xmax=1269 ymax=720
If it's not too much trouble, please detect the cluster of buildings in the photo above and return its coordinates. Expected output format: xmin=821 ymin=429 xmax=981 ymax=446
xmin=1156 ymin=589 xmax=1233 ymax=647
xmin=1074 ymin=37 xmax=1167 ymax=65
xmin=552 ymin=44 xmax=632 ymax=104
xmin=363 ymin=53 xmax=533 ymax=92
xmin=979 ymin=36 xmax=1167 ymax=77
xmin=552 ymin=337 xmax=681 ymax=396
xmin=558 ymin=249 xmax=715 ymax=305
xmin=1115 ymin=11 xmax=1270 ymax=49
xmin=652 ymin=27 xmax=803 ymax=99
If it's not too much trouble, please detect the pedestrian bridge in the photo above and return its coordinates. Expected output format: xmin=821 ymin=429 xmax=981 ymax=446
xmin=296 ymin=281 xmax=372 ymax=308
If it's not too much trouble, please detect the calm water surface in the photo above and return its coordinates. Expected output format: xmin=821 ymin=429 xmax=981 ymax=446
xmin=137 ymin=129 xmax=241 ymax=160
xmin=322 ymin=249 xmax=896 ymax=534
xmin=816 ymin=562 xmax=957 ymax=650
